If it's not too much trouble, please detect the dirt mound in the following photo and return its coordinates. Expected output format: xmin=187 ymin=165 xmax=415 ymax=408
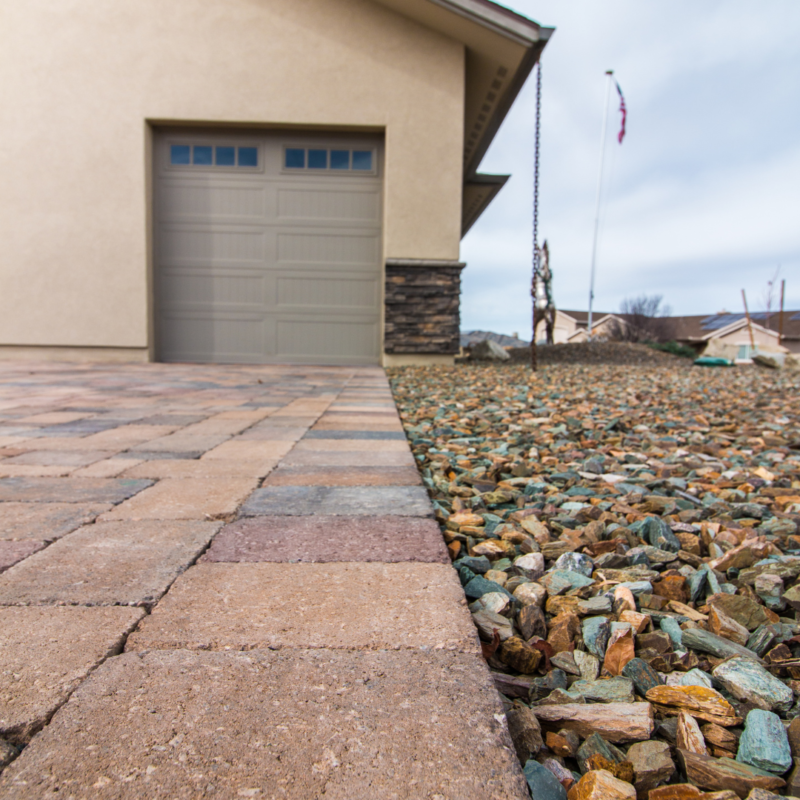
xmin=504 ymin=341 xmax=687 ymax=366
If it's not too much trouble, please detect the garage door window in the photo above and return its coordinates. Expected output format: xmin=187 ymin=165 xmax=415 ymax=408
xmin=169 ymin=144 xmax=259 ymax=169
xmin=283 ymin=147 xmax=374 ymax=174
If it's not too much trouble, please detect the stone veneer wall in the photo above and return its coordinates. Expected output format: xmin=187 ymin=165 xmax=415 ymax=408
xmin=384 ymin=259 xmax=465 ymax=355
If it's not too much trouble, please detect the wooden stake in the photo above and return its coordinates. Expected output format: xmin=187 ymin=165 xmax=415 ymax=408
xmin=779 ymin=279 xmax=786 ymax=343
xmin=741 ymin=289 xmax=756 ymax=355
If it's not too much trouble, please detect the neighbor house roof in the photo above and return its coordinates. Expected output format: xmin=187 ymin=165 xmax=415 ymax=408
xmin=559 ymin=309 xmax=800 ymax=343
xmin=373 ymin=0 xmax=554 ymax=236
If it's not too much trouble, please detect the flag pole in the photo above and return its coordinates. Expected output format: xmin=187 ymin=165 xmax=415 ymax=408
xmin=587 ymin=70 xmax=614 ymax=341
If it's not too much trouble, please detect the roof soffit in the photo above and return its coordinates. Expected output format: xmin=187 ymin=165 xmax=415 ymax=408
xmin=371 ymin=0 xmax=553 ymax=182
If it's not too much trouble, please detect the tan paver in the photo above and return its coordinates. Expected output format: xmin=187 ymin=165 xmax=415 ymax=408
xmin=200 ymin=439 xmax=294 ymax=462
xmin=100 ymin=477 xmax=258 ymax=520
xmin=0 ymin=606 xmax=144 ymax=743
xmin=77 ymin=424 xmax=180 ymax=449
xmin=0 ymin=465 xmax=73 ymax=478
xmin=128 ymin=433 xmax=230 ymax=453
xmin=15 ymin=412 xmax=90 ymax=425
xmin=293 ymin=437 xmax=411 ymax=452
xmin=0 ymin=520 xmax=221 ymax=606
xmin=127 ymin=562 xmax=478 ymax=653
xmin=72 ymin=457 xmax=144 ymax=478
xmin=120 ymin=458 xmax=279 ymax=480
xmin=2 ymin=450 xmax=114 ymax=467
xmin=0 ymin=649 xmax=528 ymax=799
xmin=281 ymin=449 xmax=416 ymax=467
xmin=0 ymin=502 xmax=112 ymax=541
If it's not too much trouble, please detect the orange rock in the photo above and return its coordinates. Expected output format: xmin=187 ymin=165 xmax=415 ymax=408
xmin=619 ymin=609 xmax=649 ymax=634
xmin=567 ymin=769 xmax=636 ymax=800
xmin=645 ymin=686 xmax=736 ymax=721
xmin=647 ymin=786 xmax=703 ymax=800
xmin=449 ymin=511 xmax=484 ymax=527
xmin=651 ymin=575 xmax=688 ymax=603
xmin=547 ymin=612 xmax=581 ymax=654
xmin=707 ymin=606 xmax=749 ymax=647
xmin=677 ymin=710 xmax=707 ymax=756
xmin=602 ymin=628 xmax=635 ymax=676
xmin=614 ymin=585 xmax=636 ymax=613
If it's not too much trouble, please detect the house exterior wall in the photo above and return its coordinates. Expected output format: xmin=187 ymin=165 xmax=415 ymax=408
xmin=0 ymin=0 xmax=465 ymax=357
xmin=534 ymin=311 xmax=578 ymax=344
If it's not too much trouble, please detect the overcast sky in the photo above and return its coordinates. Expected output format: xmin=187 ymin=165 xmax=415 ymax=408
xmin=460 ymin=0 xmax=800 ymax=337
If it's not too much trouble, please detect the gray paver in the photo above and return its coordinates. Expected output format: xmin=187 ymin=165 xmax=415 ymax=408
xmin=0 ymin=606 xmax=144 ymax=744
xmin=239 ymin=485 xmax=432 ymax=516
xmin=200 ymin=515 xmax=448 ymax=563
xmin=303 ymin=429 xmax=406 ymax=439
xmin=0 ymin=520 xmax=221 ymax=607
xmin=126 ymin=562 xmax=477 ymax=652
xmin=0 ymin=649 xmax=528 ymax=799
xmin=0 ymin=502 xmax=112 ymax=540
xmin=0 ymin=478 xmax=153 ymax=504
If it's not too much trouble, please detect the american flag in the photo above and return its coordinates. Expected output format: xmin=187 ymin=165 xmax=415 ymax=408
xmin=615 ymin=81 xmax=627 ymax=143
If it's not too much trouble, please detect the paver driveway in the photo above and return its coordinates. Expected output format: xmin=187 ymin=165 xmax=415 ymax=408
xmin=0 ymin=362 xmax=526 ymax=799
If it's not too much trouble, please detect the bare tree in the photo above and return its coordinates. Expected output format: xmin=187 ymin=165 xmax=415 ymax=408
xmin=606 ymin=294 xmax=676 ymax=343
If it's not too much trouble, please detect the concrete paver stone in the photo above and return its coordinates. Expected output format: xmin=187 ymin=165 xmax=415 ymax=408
xmin=201 ymin=515 xmax=448 ymax=563
xmin=239 ymin=485 xmax=432 ymax=516
xmin=0 ymin=541 xmax=45 ymax=573
xmin=0 ymin=478 xmax=152 ymax=504
xmin=303 ymin=430 xmax=406 ymax=439
xmin=126 ymin=562 xmax=477 ymax=652
xmin=280 ymin=449 xmax=417 ymax=467
xmin=120 ymin=459 xmax=279 ymax=480
xmin=0 ymin=606 xmax=145 ymax=744
xmin=0 ymin=502 xmax=113 ymax=541
xmin=262 ymin=465 xmax=421 ymax=486
xmin=100 ymin=477 xmax=258 ymax=521
xmin=0 ymin=649 xmax=527 ymax=799
xmin=0 ymin=520 xmax=221 ymax=607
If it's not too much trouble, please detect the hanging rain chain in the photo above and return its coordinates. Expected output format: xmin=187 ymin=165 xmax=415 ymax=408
xmin=531 ymin=61 xmax=543 ymax=371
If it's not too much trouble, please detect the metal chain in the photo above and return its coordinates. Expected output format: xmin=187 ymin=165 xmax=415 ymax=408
xmin=531 ymin=61 xmax=542 ymax=370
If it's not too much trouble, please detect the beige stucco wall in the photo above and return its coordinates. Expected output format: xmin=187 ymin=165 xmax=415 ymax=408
xmin=0 ymin=0 xmax=465 ymax=351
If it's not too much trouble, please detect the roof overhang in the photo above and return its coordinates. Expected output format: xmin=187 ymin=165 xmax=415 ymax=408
xmin=371 ymin=0 xmax=554 ymax=236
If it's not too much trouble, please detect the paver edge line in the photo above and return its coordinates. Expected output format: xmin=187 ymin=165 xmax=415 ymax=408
xmin=0 ymin=605 xmax=146 ymax=749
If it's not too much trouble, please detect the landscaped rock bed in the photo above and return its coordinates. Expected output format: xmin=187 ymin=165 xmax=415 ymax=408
xmin=387 ymin=361 xmax=800 ymax=799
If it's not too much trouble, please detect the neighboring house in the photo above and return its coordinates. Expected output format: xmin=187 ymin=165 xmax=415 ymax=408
xmin=1 ymin=0 xmax=552 ymax=366
xmin=535 ymin=309 xmax=800 ymax=361
xmin=670 ymin=313 xmax=799 ymax=360
xmin=533 ymin=310 xmax=621 ymax=344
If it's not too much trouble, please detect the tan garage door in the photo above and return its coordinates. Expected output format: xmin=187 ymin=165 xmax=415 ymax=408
xmin=154 ymin=130 xmax=383 ymax=364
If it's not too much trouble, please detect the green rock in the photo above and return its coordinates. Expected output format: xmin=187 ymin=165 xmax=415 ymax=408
xmin=539 ymin=569 xmax=594 ymax=595
xmin=570 ymin=676 xmax=634 ymax=704
xmin=455 ymin=556 xmax=491 ymax=574
xmin=681 ymin=628 xmax=763 ymax=662
xmin=621 ymin=657 xmax=662 ymax=696
xmin=660 ymin=617 xmax=685 ymax=651
xmin=642 ymin=516 xmax=681 ymax=553
xmin=736 ymin=709 xmax=792 ymax=774
xmin=713 ymin=657 xmax=794 ymax=714
xmin=576 ymin=732 xmax=626 ymax=773
xmin=523 ymin=759 xmax=567 ymax=800
xmin=582 ymin=616 xmax=610 ymax=659
xmin=463 ymin=575 xmax=512 ymax=600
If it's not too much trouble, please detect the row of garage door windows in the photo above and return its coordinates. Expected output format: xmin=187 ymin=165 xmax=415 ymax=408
xmin=169 ymin=144 xmax=374 ymax=172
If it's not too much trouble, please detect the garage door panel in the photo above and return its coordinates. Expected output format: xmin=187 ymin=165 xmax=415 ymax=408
xmin=277 ymin=231 xmax=379 ymax=265
xmin=277 ymin=188 xmax=380 ymax=223
xmin=160 ymin=269 xmax=266 ymax=309
xmin=161 ymin=182 xmax=268 ymax=222
xmin=276 ymin=318 xmax=378 ymax=360
xmin=160 ymin=226 xmax=266 ymax=265
xmin=159 ymin=313 xmax=266 ymax=363
xmin=276 ymin=274 xmax=377 ymax=310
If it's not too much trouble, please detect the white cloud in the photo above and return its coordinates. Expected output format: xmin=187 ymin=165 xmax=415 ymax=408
xmin=460 ymin=0 xmax=800 ymax=335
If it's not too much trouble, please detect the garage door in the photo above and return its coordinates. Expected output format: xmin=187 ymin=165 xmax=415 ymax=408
xmin=154 ymin=130 xmax=383 ymax=364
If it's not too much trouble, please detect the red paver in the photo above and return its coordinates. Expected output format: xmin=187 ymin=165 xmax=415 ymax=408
xmin=200 ymin=514 xmax=447 ymax=563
